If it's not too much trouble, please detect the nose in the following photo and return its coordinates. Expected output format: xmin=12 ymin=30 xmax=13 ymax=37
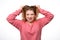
xmin=28 ymin=15 xmax=32 ymax=19
xmin=29 ymin=15 xmax=32 ymax=18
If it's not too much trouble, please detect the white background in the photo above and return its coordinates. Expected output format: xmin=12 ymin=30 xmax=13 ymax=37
xmin=0 ymin=0 xmax=60 ymax=40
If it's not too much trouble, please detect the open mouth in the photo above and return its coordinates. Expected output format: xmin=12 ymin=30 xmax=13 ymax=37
xmin=29 ymin=18 xmax=32 ymax=20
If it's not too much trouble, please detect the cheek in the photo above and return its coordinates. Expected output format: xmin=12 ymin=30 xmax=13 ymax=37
xmin=30 ymin=16 xmax=36 ymax=20
xmin=25 ymin=16 xmax=29 ymax=20
xmin=32 ymin=15 xmax=36 ymax=18
xmin=26 ymin=15 xmax=28 ymax=18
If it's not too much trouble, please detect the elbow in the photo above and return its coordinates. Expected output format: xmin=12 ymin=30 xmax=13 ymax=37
xmin=6 ymin=17 xmax=13 ymax=24
xmin=49 ymin=14 xmax=54 ymax=20
xmin=6 ymin=15 xmax=10 ymax=22
xmin=6 ymin=15 xmax=13 ymax=22
xmin=51 ymin=14 xmax=54 ymax=19
xmin=6 ymin=16 xmax=11 ymax=22
xmin=46 ymin=13 xmax=54 ymax=20
xmin=6 ymin=17 xmax=10 ymax=22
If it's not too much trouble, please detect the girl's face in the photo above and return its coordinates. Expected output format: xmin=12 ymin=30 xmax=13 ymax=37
xmin=26 ymin=10 xmax=36 ymax=23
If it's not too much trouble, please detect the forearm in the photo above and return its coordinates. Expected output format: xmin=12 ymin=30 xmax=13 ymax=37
xmin=39 ymin=8 xmax=54 ymax=18
xmin=7 ymin=9 xmax=22 ymax=22
xmin=12 ymin=9 xmax=22 ymax=15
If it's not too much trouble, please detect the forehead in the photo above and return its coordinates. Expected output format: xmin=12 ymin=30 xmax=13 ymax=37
xmin=26 ymin=10 xmax=34 ymax=14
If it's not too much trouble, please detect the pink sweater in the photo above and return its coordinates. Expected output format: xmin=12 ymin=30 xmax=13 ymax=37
xmin=6 ymin=8 xmax=54 ymax=40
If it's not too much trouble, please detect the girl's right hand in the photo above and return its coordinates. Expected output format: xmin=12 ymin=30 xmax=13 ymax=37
xmin=35 ymin=5 xmax=40 ymax=10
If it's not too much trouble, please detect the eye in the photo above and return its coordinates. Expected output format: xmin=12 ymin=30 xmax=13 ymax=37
xmin=31 ymin=14 xmax=34 ymax=15
xmin=26 ymin=14 xmax=29 ymax=15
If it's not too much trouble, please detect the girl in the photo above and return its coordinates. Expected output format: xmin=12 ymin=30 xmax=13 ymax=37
xmin=6 ymin=5 xmax=54 ymax=40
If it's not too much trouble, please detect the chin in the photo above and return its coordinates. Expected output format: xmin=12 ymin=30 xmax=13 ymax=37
xmin=29 ymin=20 xmax=34 ymax=23
xmin=27 ymin=19 xmax=34 ymax=23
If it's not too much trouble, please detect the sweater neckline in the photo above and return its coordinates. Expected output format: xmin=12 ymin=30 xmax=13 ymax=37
xmin=25 ymin=21 xmax=35 ymax=27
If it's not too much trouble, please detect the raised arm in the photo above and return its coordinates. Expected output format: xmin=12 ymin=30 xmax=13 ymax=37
xmin=37 ymin=8 xmax=54 ymax=28
xmin=6 ymin=8 xmax=23 ymax=30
